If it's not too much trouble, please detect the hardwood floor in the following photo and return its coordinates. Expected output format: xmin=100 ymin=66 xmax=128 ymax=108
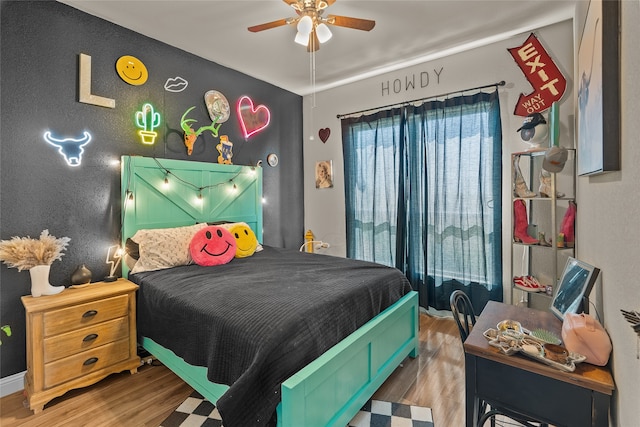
xmin=0 ymin=313 xmax=465 ymax=427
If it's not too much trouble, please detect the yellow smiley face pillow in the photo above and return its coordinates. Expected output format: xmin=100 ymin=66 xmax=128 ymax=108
xmin=227 ymin=222 xmax=259 ymax=258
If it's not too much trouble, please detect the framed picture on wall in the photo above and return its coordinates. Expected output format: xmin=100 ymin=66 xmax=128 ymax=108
xmin=576 ymin=0 xmax=620 ymax=176
xmin=315 ymin=160 xmax=333 ymax=189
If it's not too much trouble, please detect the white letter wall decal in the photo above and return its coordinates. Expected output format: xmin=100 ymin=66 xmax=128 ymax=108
xmin=78 ymin=53 xmax=116 ymax=109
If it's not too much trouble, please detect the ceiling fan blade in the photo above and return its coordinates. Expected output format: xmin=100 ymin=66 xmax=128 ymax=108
xmin=326 ymin=15 xmax=376 ymax=31
xmin=307 ymin=30 xmax=320 ymax=52
xmin=248 ymin=18 xmax=290 ymax=32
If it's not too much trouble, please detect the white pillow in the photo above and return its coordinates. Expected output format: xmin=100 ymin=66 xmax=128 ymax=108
xmin=130 ymin=223 xmax=207 ymax=274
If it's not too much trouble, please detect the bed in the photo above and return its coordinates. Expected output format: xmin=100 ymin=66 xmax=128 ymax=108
xmin=120 ymin=156 xmax=419 ymax=427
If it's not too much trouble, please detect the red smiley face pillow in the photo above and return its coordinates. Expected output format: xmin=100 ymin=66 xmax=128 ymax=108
xmin=189 ymin=226 xmax=237 ymax=266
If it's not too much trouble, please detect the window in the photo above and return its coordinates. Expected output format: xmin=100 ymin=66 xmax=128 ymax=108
xmin=341 ymin=91 xmax=503 ymax=310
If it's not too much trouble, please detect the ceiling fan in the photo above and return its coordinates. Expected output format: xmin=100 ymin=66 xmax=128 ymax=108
xmin=248 ymin=0 xmax=376 ymax=52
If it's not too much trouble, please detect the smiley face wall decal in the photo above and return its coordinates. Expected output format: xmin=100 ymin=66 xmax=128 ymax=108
xmin=116 ymin=55 xmax=148 ymax=86
xmin=189 ymin=226 xmax=237 ymax=266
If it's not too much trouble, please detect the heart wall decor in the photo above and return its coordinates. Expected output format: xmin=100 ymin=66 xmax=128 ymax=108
xmin=237 ymin=95 xmax=271 ymax=139
xmin=319 ymin=128 xmax=330 ymax=143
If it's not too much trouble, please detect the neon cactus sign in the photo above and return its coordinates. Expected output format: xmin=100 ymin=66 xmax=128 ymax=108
xmin=237 ymin=96 xmax=271 ymax=139
xmin=43 ymin=131 xmax=92 ymax=167
xmin=135 ymin=103 xmax=161 ymax=145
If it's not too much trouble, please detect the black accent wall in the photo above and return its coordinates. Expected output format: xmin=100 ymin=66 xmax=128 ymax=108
xmin=0 ymin=1 xmax=304 ymax=378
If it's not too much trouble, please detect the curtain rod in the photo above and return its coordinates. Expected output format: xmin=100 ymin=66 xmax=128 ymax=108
xmin=336 ymin=80 xmax=506 ymax=119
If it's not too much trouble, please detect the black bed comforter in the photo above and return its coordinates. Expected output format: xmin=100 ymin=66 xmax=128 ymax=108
xmin=130 ymin=245 xmax=412 ymax=427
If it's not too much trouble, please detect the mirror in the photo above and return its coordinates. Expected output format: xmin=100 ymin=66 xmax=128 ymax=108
xmin=550 ymin=257 xmax=600 ymax=320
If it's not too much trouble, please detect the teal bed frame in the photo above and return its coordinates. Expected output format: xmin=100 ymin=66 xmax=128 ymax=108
xmin=121 ymin=156 xmax=419 ymax=427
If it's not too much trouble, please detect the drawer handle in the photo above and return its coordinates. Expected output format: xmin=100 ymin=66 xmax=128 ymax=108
xmin=82 ymin=310 xmax=98 ymax=318
xmin=83 ymin=333 xmax=99 ymax=342
xmin=83 ymin=357 xmax=99 ymax=366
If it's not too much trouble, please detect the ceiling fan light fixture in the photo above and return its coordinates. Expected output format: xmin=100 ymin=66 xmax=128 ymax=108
xmin=316 ymin=23 xmax=332 ymax=43
xmin=297 ymin=15 xmax=313 ymax=36
xmin=294 ymin=31 xmax=309 ymax=45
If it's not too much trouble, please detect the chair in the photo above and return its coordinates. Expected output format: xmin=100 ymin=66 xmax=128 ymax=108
xmin=449 ymin=290 xmax=549 ymax=427
xmin=450 ymin=289 xmax=476 ymax=343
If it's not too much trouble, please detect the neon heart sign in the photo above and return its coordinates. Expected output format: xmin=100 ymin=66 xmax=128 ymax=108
xmin=237 ymin=95 xmax=271 ymax=139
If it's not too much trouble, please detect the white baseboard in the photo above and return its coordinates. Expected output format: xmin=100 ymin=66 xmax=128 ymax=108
xmin=0 ymin=371 xmax=25 ymax=398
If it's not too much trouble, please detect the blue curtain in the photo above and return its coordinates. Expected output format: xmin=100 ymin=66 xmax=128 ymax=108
xmin=341 ymin=91 xmax=502 ymax=312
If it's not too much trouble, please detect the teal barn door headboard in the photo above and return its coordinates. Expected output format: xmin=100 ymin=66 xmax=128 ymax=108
xmin=120 ymin=156 xmax=263 ymax=276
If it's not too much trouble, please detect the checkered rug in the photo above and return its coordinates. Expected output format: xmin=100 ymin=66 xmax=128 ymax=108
xmin=160 ymin=391 xmax=435 ymax=427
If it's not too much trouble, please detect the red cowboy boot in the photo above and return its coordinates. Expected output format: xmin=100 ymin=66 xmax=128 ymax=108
xmin=513 ymin=199 xmax=538 ymax=244
xmin=560 ymin=201 xmax=576 ymax=248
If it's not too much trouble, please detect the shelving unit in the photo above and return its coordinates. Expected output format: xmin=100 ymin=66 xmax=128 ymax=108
xmin=510 ymin=148 xmax=576 ymax=311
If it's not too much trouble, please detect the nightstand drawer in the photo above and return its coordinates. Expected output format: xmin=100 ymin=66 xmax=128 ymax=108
xmin=43 ymin=294 xmax=129 ymax=336
xmin=44 ymin=317 xmax=129 ymax=363
xmin=44 ymin=338 xmax=131 ymax=389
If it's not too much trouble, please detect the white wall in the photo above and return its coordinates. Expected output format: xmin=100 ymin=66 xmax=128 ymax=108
xmin=573 ymin=1 xmax=640 ymax=426
xmin=303 ymin=3 xmax=640 ymax=424
xmin=302 ymin=20 xmax=575 ymax=303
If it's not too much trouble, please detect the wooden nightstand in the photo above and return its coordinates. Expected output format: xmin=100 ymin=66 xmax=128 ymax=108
xmin=21 ymin=278 xmax=140 ymax=413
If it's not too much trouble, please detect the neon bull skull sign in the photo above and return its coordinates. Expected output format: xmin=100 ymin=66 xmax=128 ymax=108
xmin=43 ymin=131 xmax=92 ymax=167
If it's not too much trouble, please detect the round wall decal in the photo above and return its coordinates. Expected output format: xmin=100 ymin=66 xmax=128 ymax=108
xmin=267 ymin=153 xmax=279 ymax=167
xmin=116 ymin=55 xmax=148 ymax=86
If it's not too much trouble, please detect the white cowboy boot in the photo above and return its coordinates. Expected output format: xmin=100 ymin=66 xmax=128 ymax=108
xmin=513 ymin=155 xmax=535 ymax=198
xmin=538 ymin=170 xmax=565 ymax=198
xmin=29 ymin=265 xmax=65 ymax=297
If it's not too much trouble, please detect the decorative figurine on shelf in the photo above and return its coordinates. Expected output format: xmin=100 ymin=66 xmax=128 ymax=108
xmin=517 ymin=112 xmax=548 ymax=150
xmin=216 ymin=135 xmax=233 ymax=165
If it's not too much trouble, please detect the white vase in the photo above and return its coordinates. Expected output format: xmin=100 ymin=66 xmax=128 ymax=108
xmin=29 ymin=265 xmax=64 ymax=297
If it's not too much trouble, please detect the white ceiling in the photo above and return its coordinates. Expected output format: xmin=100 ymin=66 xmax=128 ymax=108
xmin=59 ymin=0 xmax=578 ymax=96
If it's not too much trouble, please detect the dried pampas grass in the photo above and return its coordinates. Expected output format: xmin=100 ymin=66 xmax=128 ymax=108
xmin=0 ymin=230 xmax=71 ymax=271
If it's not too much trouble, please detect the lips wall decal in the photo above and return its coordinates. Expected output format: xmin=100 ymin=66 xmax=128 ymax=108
xmin=319 ymin=128 xmax=330 ymax=143
xmin=237 ymin=96 xmax=271 ymax=139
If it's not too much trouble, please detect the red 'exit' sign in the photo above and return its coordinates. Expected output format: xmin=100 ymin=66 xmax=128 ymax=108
xmin=508 ymin=33 xmax=567 ymax=116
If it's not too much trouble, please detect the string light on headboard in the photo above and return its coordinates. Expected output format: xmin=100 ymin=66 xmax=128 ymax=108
xmin=148 ymin=157 xmax=256 ymax=203
xmin=228 ymin=179 xmax=238 ymax=194
xmin=122 ymin=157 xmax=259 ymax=207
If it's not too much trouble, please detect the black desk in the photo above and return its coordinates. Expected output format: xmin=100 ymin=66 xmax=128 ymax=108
xmin=464 ymin=301 xmax=615 ymax=427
